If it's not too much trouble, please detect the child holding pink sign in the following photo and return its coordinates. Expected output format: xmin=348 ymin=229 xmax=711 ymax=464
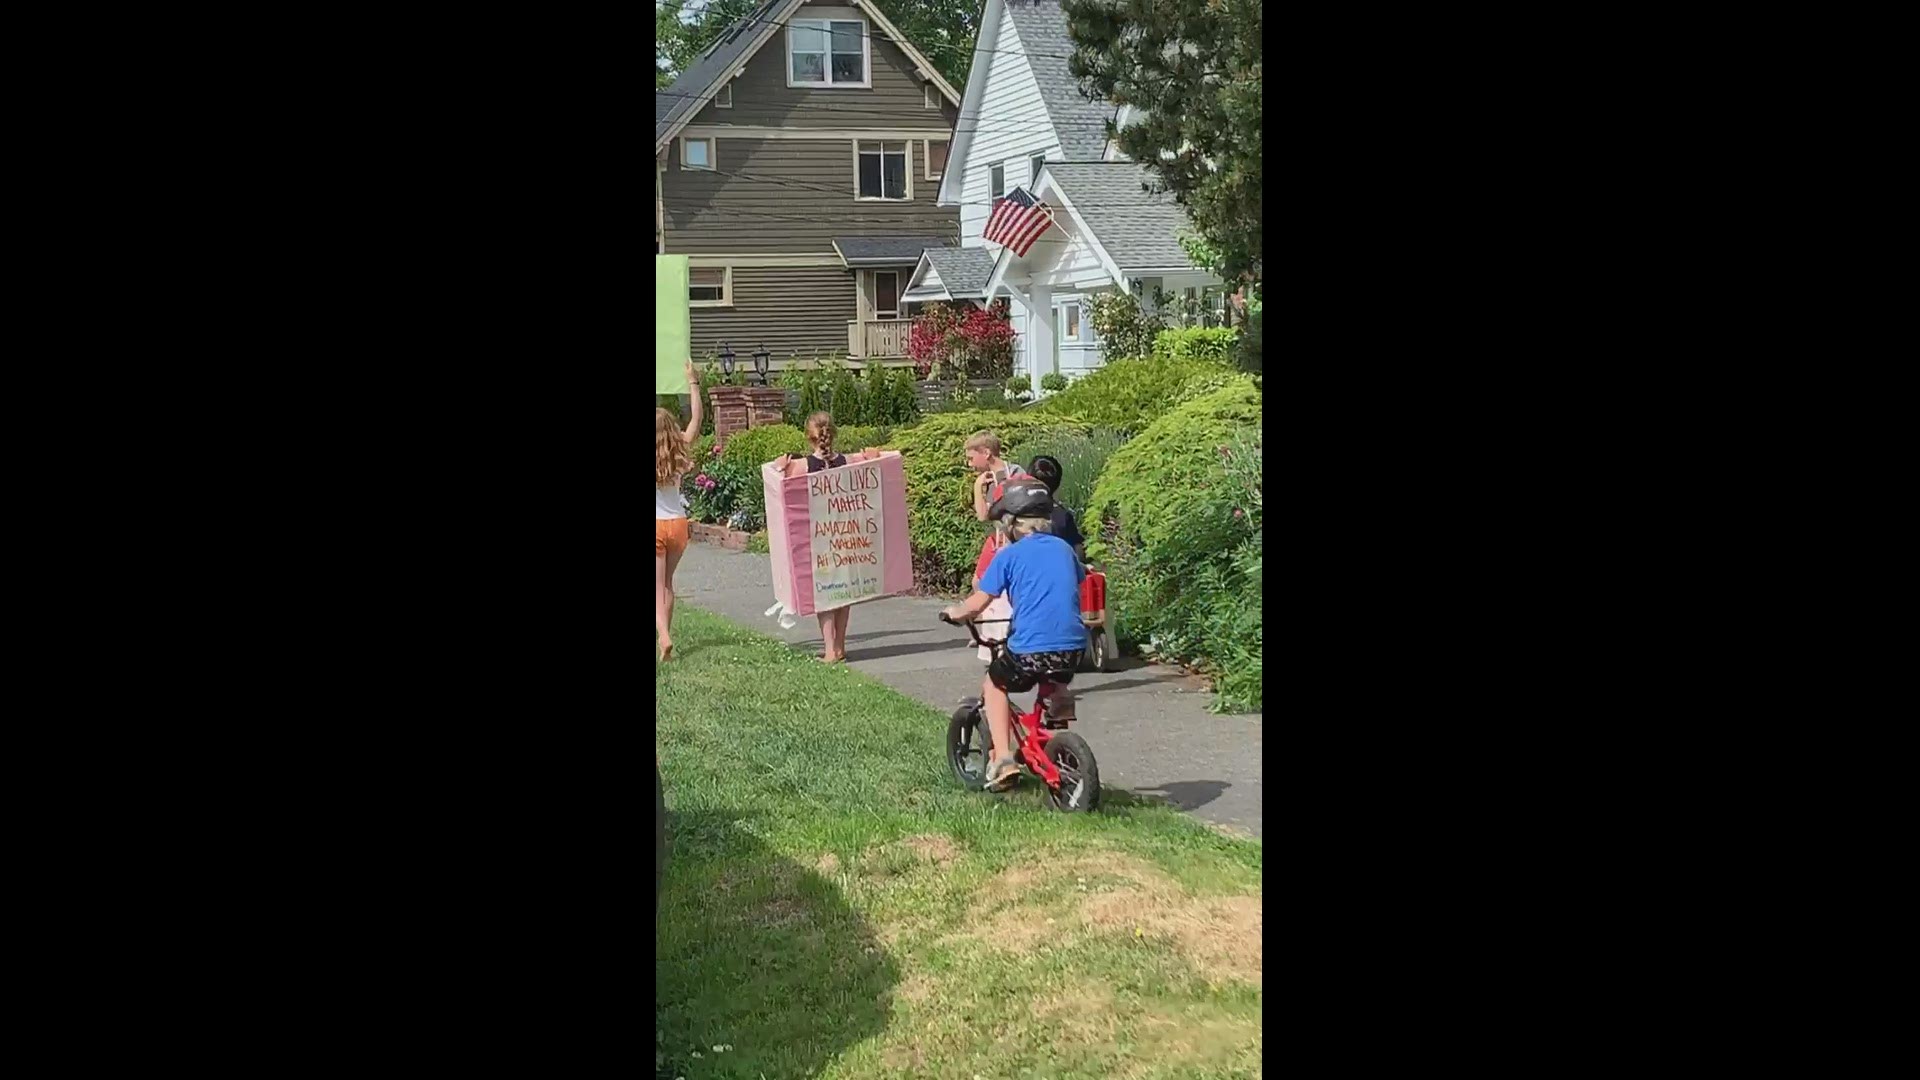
xmin=774 ymin=412 xmax=883 ymax=663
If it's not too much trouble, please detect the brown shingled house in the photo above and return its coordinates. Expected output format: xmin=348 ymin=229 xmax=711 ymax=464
xmin=656 ymin=1 xmax=964 ymax=369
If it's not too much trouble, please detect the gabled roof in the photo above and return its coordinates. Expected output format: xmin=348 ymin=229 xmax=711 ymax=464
xmin=925 ymin=246 xmax=997 ymax=295
xmin=833 ymin=235 xmax=949 ymax=266
xmin=655 ymin=0 xmax=963 ymax=153
xmin=1000 ymin=1 xmax=1114 ymax=163
xmin=939 ymin=0 xmax=1119 ymax=204
xmin=1043 ymin=163 xmax=1198 ymax=272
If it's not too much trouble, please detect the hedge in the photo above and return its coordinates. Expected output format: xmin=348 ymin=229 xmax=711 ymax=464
xmin=1034 ymin=351 xmax=1251 ymax=432
xmin=883 ymin=410 xmax=1090 ymax=591
xmin=1086 ymin=381 xmax=1262 ymax=711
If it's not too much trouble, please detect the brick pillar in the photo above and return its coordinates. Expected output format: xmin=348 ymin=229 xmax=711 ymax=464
xmin=709 ymin=386 xmax=752 ymax=443
xmin=745 ymin=386 xmax=787 ymax=429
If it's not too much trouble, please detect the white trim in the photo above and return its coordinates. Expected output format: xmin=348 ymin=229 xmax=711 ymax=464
xmin=686 ymin=254 xmax=845 ymax=268
xmin=785 ymin=11 xmax=872 ymax=90
xmin=1058 ymin=300 xmax=1083 ymax=342
xmin=852 ymin=139 xmax=912 ymax=202
xmin=1034 ymin=172 xmax=1127 ymax=287
xmin=989 ymin=161 xmax=1005 ymax=198
xmin=714 ymin=83 xmax=733 ymax=109
xmin=677 ymin=125 xmax=953 ymax=141
xmin=936 ymin=0 xmax=1006 ymax=205
xmin=654 ymin=0 xmax=961 ymax=153
xmin=680 ymin=136 xmax=715 ymax=171
xmin=853 ymin=0 xmax=962 ymax=104
xmin=1030 ymin=154 xmax=1046 ymax=187
xmin=923 ymin=138 xmax=948 ymax=181
xmin=689 ymin=266 xmax=733 ymax=307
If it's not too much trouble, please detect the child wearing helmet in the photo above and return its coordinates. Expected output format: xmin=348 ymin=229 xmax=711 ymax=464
xmin=941 ymin=479 xmax=1087 ymax=791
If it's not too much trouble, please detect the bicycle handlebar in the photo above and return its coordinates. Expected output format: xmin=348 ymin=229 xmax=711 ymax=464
xmin=938 ymin=613 xmax=1009 ymax=648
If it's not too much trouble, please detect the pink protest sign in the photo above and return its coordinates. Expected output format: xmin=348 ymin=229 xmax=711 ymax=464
xmin=762 ymin=452 xmax=912 ymax=617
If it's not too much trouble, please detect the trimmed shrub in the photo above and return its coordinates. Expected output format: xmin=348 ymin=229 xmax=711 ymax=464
xmin=888 ymin=365 xmax=921 ymax=424
xmin=884 ymin=411 xmax=1090 ymax=591
xmin=1034 ymin=352 xmax=1249 ymax=432
xmin=1040 ymin=371 xmax=1068 ymax=393
xmin=826 ymin=367 xmax=861 ymax=424
xmin=681 ymin=423 xmax=809 ymax=531
xmin=1152 ymin=326 xmax=1238 ymax=365
xmin=1010 ymin=427 xmax=1130 ymax=523
xmin=1087 ymin=385 xmax=1262 ymax=712
xmin=833 ymin=425 xmax=893 ymax=453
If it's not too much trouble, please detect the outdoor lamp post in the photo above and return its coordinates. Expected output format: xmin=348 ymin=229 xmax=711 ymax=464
xmin=718 ymin=341 xmax=736 ymax=380
xmin=752 ymin=344 xmax=770 ymax=385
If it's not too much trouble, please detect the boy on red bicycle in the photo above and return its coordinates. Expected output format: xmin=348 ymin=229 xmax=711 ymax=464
xmin=941 ymin=480 xmax=1086 ymax=791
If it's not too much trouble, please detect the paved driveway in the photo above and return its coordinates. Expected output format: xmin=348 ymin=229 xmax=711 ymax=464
xmin=671 ymin=543 xmax=1263 ymax=837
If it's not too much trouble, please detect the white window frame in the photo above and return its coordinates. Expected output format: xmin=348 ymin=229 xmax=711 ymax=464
xmin=786 ymin=12 xmax=871 ymax=89
xmin=923 ymin=138 xmax=947 ymax=181
xmin=872 ymin=270 xmax=901 ymax=319
xmin=1031 ymin=154 xmax=1046 ymax=185
xmin=689 ymin=266 xmax=733 ymax=308
xmin=924 ymin=83 xmax=938 ymax=109
xmin=853 ymin=140 xmax=911 ymax=201
xmin=680 ymin=136 xmax=715 ymax=171
xmin=989 ymin=161 xmax=1005 ymax=198
xmin=1060 ymin=301 xmax=1083 ymax=342
xmin=715 ymin=82 xmax=733 ymax=109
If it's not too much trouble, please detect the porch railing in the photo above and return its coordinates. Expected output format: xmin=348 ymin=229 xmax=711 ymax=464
xmin=847 ymin=318 xmax=915 ymax=359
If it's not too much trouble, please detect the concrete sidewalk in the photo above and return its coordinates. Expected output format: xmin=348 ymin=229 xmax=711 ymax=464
xmin=673 ymin=543 xmax=1262 ymax=837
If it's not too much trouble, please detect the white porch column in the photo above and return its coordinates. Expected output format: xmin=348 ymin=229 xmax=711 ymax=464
xmin=1029 ymin=282 xmax=1055 ymax=384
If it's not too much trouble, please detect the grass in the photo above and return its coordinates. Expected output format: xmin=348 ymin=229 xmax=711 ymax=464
xmin=657 ymin=607 xmax=1262 ymax=1080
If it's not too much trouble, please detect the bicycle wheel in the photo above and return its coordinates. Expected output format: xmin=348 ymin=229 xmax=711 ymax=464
xmin=946 ymin=701 xmax=993 ymax=791
xmin=1043 ymin=732 xmax=1101 ymax=812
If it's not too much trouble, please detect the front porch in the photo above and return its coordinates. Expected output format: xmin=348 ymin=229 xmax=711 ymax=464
xmin=846 ymin=317 xmax=916 ymax=360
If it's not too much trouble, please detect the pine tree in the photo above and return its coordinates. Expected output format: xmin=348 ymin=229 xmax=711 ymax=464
xmin=1063 ymin=0 xmax=1262 ymax=284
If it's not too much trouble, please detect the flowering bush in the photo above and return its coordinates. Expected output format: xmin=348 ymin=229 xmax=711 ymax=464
xmin=906 ymin=303 xmax=963 ymax=378
xmin=906 ymin=302 xmax=1015 ymax=380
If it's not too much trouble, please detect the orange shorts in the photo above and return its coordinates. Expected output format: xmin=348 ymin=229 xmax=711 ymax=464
xmin=655 ymin=517 xmax=689 ymax=557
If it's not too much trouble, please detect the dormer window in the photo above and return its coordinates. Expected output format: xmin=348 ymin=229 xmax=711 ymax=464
xmin=789 ymin=16 xmax=868 ymax=88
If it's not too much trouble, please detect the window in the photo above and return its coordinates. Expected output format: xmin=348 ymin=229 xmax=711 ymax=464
xmin=874 ymin=271 xmax=900 ymax=318
xmin=681 ymin=137 xmax=714 ymax=170
xmin=989 ymin=162 xmax=1005 ymax=198
xmin=689 ymin=267 xmax=731 ymax=307
xmin=1062 ymin=302 xmax=1082 ymax=342
xmin=855 ymin=141 xmax=909 ymax=200
xmin=925 ymin=83 xmax=938 ymax=109
xmin=925 ymin=139 xmax=948 ymax=180
xmin=789 ymin=18 xmax=867 ymax=86
xmin=715 ymin=83 xmax=732 ymax=109
xmin=1031 ymin=154 xmax=1045 ymax=184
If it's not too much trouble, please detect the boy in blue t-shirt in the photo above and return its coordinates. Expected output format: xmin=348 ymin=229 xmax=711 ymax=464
xmin=942 ymin=480 xmax=1086 ymax=790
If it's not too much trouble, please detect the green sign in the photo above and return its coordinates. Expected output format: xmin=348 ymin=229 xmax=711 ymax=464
xmin=656 ymin=255 xmax=690 ymax=394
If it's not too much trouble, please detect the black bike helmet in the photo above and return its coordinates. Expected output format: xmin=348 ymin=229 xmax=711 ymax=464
xmin=988 ymin=479 xmax=1054 ymax=522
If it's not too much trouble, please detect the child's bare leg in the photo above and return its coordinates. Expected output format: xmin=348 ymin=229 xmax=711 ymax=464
xmin=983 ymin=672 xmax=1018 ymax=785
xmin=656 ymin=551 xmax=672 ymax=660
xmin=833 ymin=608 xmax=852 ymax=658
xmin=816 ymin=611 xmax=838 ymax=660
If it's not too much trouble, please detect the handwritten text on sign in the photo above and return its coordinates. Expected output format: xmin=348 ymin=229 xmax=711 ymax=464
xmin=809 ymin=462 xmax=886 ymax=610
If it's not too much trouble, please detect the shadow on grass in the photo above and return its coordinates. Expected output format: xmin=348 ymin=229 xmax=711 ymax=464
xmin=657 ymin=808 xmax=898 ymax=1079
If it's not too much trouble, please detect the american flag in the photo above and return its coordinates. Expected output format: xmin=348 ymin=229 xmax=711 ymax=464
xmin=984 ymin=187 xmax=1054 ymax=257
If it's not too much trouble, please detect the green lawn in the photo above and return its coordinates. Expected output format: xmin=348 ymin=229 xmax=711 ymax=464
xmin=657 ymin=607 xmax=1262 ymax=1080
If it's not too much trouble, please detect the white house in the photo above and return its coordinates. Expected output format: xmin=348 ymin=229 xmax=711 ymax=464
xmin=901 ymin=0 xmax=1219 ymax=383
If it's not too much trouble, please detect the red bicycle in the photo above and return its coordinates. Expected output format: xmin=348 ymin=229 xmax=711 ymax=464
xmin=939 ymin=614 xmax=1101 ymax=812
